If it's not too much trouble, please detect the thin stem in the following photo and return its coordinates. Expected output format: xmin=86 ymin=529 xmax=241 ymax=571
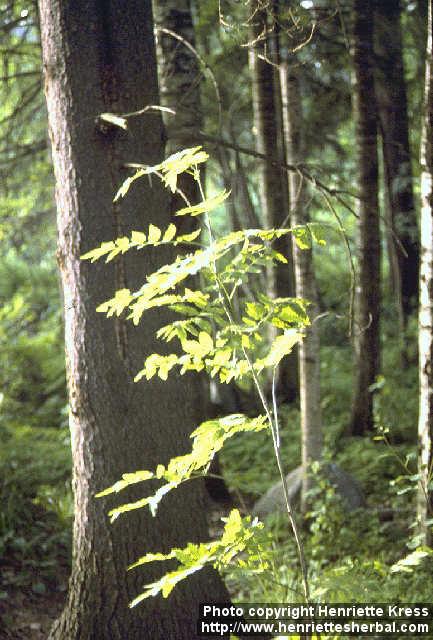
xmin=319 ymin=188 xmax=356 ymax=337
xmin=197 ymin=173 xmax=310 ymax=604
xmin=156 ymin=27 xmax=223 ymax=135
xmin=199 ymin=131 xmax=357 ymax=204
xmin=272 ymin=368 xmax=281 ymax=449
xmin=381 ymin=433 xmax=432 ymax=517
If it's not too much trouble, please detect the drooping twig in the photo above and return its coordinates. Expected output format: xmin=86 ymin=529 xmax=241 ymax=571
xmin=155 ymin=26 xmax=223 ymax=135
xmin=199 ymin=131 xmax=358 ymax=208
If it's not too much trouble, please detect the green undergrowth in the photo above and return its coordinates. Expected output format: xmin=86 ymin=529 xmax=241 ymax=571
xmin=0 ymin=425 xmax=72 ymax=596
xmin=0 ymin=142 xmax=428 ymax=632
xmin=221 ymin=333 xmax=430 ymax=623
xmin=220 ymin=403 xmax=301 ymax=499
xmin=224 ymin=459 xmax=433 ymax=625
xmin=0 ymin=251 xmax=67 ymax=431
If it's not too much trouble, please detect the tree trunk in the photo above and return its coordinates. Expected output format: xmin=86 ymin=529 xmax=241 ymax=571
xmin=374 ymin=0 xmax=419 ymax=344
xmin=217 ymin=145 xmax=244 ymax=231
xmin=418 ymin=0 xmax=433 ymax=546
xmin=153 ymin=0 xmax=202 ymax=212
xmin=153 ymin=0 xmax=234 ymax=507
xmin=234 ymin=150 xmax=262 ymax=229
xmin=349 ymin=0 xmax=381 ymax=437
xmin=280 ymin=61 xmax=322 ymax=509
xmin=249 ymin=5 xmax=298 ymax=402
xmin=39 ymin=2 xmax=229 ymax=638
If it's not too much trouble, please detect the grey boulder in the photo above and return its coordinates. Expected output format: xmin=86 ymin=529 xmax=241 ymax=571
xmin=253 ymin=463 xmax=364 ymax=518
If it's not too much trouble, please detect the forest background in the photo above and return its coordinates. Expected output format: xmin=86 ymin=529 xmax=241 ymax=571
xmin=0 ymin=0 xmax=432 ymax=638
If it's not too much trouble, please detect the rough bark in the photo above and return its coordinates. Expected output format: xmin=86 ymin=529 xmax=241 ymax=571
xmin=153 ymin=0 xmax=202 ymax=154
xmin=280 ymin=61 xmax=322 ymax=508
xmin=234 ymin=151 xmax=262 ymax=229
xmin=249 ymin=5 xmax=298 ymax=402
xmin=153 ymin=0 xmax=202 ymax=214
xmin=217 ymin=145 xmax=244 ymax=231
xmin=418 ymin=0 xmax=433 ymax=546
xmin=374 ymin=0 xmax=419 ymax=338
xmin=349 ymin=0 xmax=381 ymax=437
xmin=39 ymin=2 xmax=229 ymax=638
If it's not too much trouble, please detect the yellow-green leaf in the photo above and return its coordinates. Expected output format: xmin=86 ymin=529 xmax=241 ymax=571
xmin=162 ymin=223 xmax=177 ymax=242
xmin=308 ymin=222 xmax=327 ymax=246
xmin=131 ymin=230 xmax=147 ymax=245
xmin=114 ymin=169 xmax=145 ymax=202
xmin=292 ymin=225 xmax=311 ymax=250
xmin=148 ymin=224 xmax=162 ymax=243
xmin=175 ymin=190 xmax=231 ymax=217
xmin=176 ymin=228 xmax=201 ymax=243
xmin=259 ymin=329 xmax=303 ymax=368
xmin=95 ymin=469 xmax=154 ymax=497
xmin=81 ymin=241 xmax=115 ymax=262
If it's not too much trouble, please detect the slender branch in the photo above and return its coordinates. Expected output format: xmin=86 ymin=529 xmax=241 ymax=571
xmin=197 ymin=172 xmax=310 ymax=604
xmin=198 ymin=131 xmax=357 ymax=206
xmin=320 ymin=188 xmax=356 ymax=337
xmin=0 ymin=70 xmax=40 ymax=81
xmin=155 ymin=26 xmax=223 ymax=135
xmin=119 ymin=105 xmax=175 ymax=119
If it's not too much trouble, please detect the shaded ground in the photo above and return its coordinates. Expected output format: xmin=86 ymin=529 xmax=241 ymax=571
xmin=0 ymin=500 xmax=233 ymax=640
xmin=0 ymin=582 xmax=66 ymax=639
xmin=0 ymin=505 xmax=70 ymax=640
xmin=0 ymin=555 xmax=68 ymax=640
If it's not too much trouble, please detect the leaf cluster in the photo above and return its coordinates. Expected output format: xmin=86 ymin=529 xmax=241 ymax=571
xmin=128 ymin=509 xmax=266 ymax=604
xmin=83 ymin=146 xmax=319 ymax=604
xmin=97 ymin=414 xmax=267 ymax=520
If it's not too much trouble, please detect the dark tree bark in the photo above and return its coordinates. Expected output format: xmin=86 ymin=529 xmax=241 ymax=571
xmin=349 ymin=0 xmax=381 ymax=437
xmin=153 ymin=0 xmax=233 ymax=506
xmin=217 ymin=145 xmax=244 ymax=231
xmin=39 ymin=2 xmax=229 ymax=638
xmin=374 ymin=0 xmax=419 ymax=338
xmin=418 ymin=0 xmax=433 ymax=546
xmin=234 ymin=151 xmax=262 ymax=229
xmin=249 ymin=5 xmax=298 ymax=402
xmin=153 ymin=0 xmax=202 ymax=212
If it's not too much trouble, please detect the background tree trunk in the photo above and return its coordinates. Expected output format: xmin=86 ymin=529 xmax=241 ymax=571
xmin=153 ymin=0 xmax=233 ymax=506
xmin=249 ymin=5 xmax=298 ymax=402
xmin=217 ymin=145 xmax=244 ymax=231
xmin=39 ymin=2 xmax=229 ymax=638
xmin=280 ymin=61 xmax=322 ymax=509
xmin=153 ymin=0 xmax=202 ymax=212
xmin=374 ymin=0 xmax=419 ymax=350
xmin=418 ymin=0 xmax=433 ymax=546
xmin=349 ymin=0 xmax=381 ymax=437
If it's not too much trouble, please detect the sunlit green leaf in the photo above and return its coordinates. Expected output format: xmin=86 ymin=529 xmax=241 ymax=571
xmin=292 ymin=225 xmax=311 ymax=250
xmin=81 ymin=241 xmax=116 ymax=262
xmin=95 ymin=469 xmax=154 ymax=497
xmin=308 ymin=222 xmax=328 ymax=246
xmin=131 ymin=230 xmax=146 ymax=245
xmin=148 ymin=224 xmax=162 ymax=243
xmin=257 ymin=329 xmax=303 ymax=369
xmin=162 ymin=223 xmax=177 ymax=242
xmin=390 ymin=548 xmax=432 ymax=573
xmin=127 ymin=509 xmax=263 ymax=604
xmin=114 ymin=169 xmax=145 ymax=202
xmin=175 ymin=190 xmax=231 ymax=217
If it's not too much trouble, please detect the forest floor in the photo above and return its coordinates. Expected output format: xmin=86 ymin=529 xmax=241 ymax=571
xmin=0 ymin=557 xmax=67 ymax=639
xmin=0 ymin=499 xmax=232 ymax=640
